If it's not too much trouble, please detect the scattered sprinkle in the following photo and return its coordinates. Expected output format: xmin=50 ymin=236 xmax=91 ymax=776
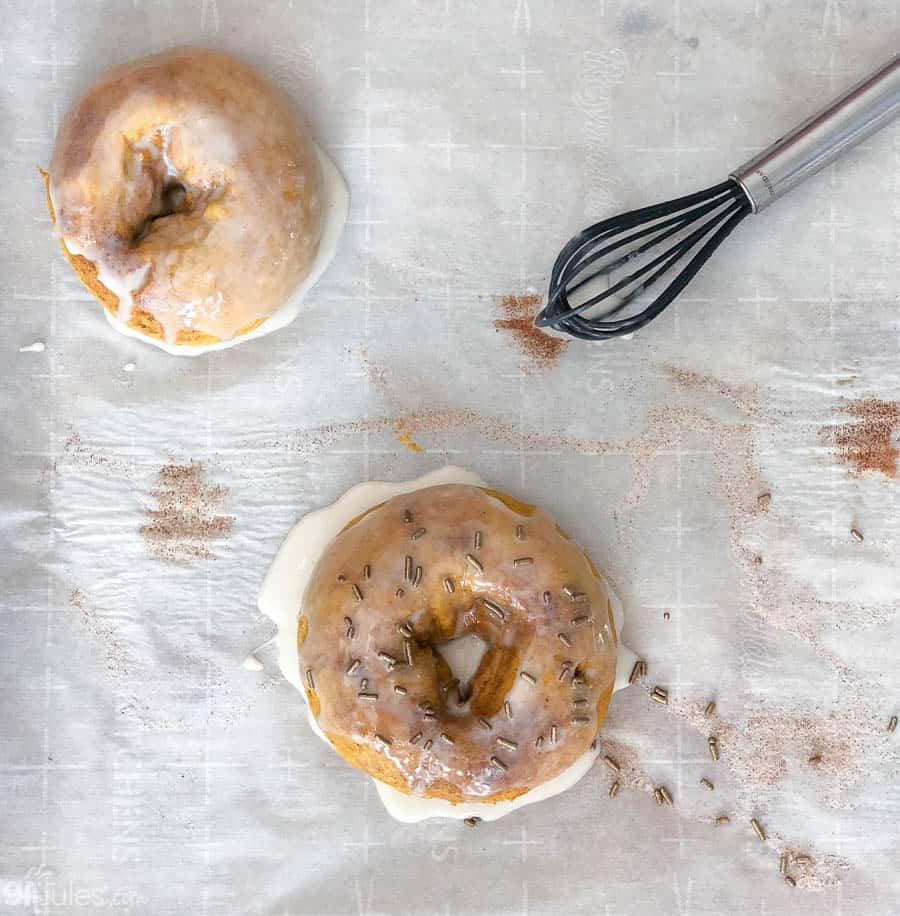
xmin=715 ymin=816 xmax=730 ymax=826
xmin=558 ymin=633 xmax=572 ymax=648
xmin=519 ymin=671 xmax=536 ymax=686
xmin=750 ymin=818 xmax=766 ymax=841
xmin=700 ymin=778 xmax=714 ymax=791
xmin=705 ymin=700 xmax=716 ymax=716
xmin=464 ymin=816 xmax=481 ymax=827
xmin=850 ymin=527 xmax=864 ymax=542
xmin=602 ymin=756 xmax=620 ymax=774
xmin=608 ymin=781 xmax=620 ymax=798
xmin=888 ymin=715 xmax=898 ymax=733
xmin=466 ymin=554 xmax=484 ymax=573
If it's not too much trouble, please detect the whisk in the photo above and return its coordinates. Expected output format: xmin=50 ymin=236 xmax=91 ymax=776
xmin=536 ymin=53 xmax=900 ymax=341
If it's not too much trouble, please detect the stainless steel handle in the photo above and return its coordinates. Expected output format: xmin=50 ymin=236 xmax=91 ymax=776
xmin=731 ymin=53 xmax=900 ymax=212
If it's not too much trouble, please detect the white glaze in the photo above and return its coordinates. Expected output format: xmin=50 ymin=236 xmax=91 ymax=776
xmin=53 ymin=145 xmax=349 ymax=357
xmin=257 ymin=467 xmax=635 ymax=821
xmin=18 ymin=341 xmax=46 ymax=353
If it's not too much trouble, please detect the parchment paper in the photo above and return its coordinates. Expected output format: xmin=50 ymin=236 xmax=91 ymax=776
xmin=3 ymin=1 xmax=900 ymax=913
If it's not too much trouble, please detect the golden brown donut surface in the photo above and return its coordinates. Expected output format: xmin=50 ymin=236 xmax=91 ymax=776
xmin=47 ymin=47 xmax=322 ymax=345
xmin=298 ymin=484 xmax=618 ymax=804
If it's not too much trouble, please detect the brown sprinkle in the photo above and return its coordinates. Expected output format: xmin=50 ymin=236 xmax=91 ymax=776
xmin=750 ymin=818 xmax=766 ymax=841
xmin=700 ymin=778 xmax=714 ymax=791
xmin=466 ymin=553 xmax=484 ymax=573
xmin=628 ymin=660 xmax=643 ymax=685
xmin=558 ymin=663 xmax=571 ymax=682
xmin=413 ymin=566 xmax=423 ymax=588
xmin=794 ymin=855 xmax=811 ymax=865
xmin=757 ymin=492 xmax=771 ymax=509
xmin=346 ymin=659 xmax=361 ymax=676
xmin=404 ymin=555 xmax=413 ymax=582
xmin=403 ymin=510 xmax=412 ymax=524
xmin=654 ymin=788 xmax=664 ymax=806
xmin=571 ymin=716 xmax=590 ymax=725
xmin=352 ymin=584 xmax=363 ymax=602
xmin=513 ymin=557 xmax=533 ymax=567
xmin=337 ymin=574 xmax=346 ymax=583
xmin=393 ymin=685 xmax=408 ymax=696
xmin=659 ymin=786 xmax=673 ymax=806
xmin=708 ymin=736 xmax=720 ymax=762
xmin=443 ymin=577 xmax=455 ymax=594
xmin=490 ymin=755 xmax=508 ymax=772
xmin=571 ymin=615 xmax=592 ymax=627
xmin=441 ymin=677 xmax=460 ymax=694
xmin=363 ymin=564 xmax=371 ymax=580
xmin=440 ymin=733 xmax=455 ymax=746
xmin=395 ymin=587 xmax=405 ymax=598
xmin=550 ymin=724 xmax=558 ymax=744
xmin=850 ymin=527 xmax=864 ymax=543
xmin=519 ymin=671 xmax=536 ymax=686
xmin=377 ymin=651 xmax=397 ymax=667
xmin=650 ymin=687 xmax=669 ymax=704
xmin=484 ymin=599 xmax=506 ymax=622
xmin=404 ymin=640 xmax=413 ymax=666
xmin=504 ymin=701 xmax=513 ymax=720
xmin=344 ymin=616 xmax=353 ymax=627
xmin=423 ymin=739 xmax=433 ymax=751
xmin=705 ymin=700 xmax=716 ymax=716
xmin=888 ymin=715 xmax=898 ymax=733
xmin=608 ymin=781 xmax=620 ymax=798
xmin=779 ymin=854 xmax=788 ymax=875
xmin=360 ymin=678 xmax=369 ymax=690
xmin=542 ymin=591 xmax=552 ymax=606
xmin=464 ymin=816 xmax=481 ymax=827
xmin=785 ymin=876 xmax=796 ymax=888
xmin=715 ymin=816 xmax=730 ymax=826
xmin=358 ymin=692 xmax=379 ymax=702
xmin=412 ymin=527 xmax=427 ymax=541
xmin=663 ymin=611 xmax=671 ymax=620
xmin=515 ymin=524 xmax=525 ymax=541
xmin=305 ymin=669 xmax=316 ymax=690
xmin=474 ymin=531 xmax=482 ymax=550
xmin=558 ymin=633 xmax=572 ymax=648
xmin=398 ymin=623 xmax=413 ymax=638
xmin=410 ymin=732 xmax=423 ymax=745
xmin=808 ymin=754 xmax=822 ymax=765
xmin=478 ymin=717 xmax=492 ymax=732
xmin=534 ymin=736 xmax=544 ymax=749
xmin=496 ymin=737 xmax=518 ymax=751
xmin=602 ymin=756 xmax=620 ymax=774
xmin=346 ymin=625 xmax=356 ymax=639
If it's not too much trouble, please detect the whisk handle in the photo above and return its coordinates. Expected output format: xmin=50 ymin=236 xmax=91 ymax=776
xmin=731 ymin=53 xmax=900 ymax=213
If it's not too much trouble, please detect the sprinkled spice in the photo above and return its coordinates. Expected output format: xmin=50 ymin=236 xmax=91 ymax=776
xmin=571 ymin=716 xmax=590 ymax=726
xmin=826 ymin=397 xmax=900 ymax=478
xmin=398 ymin=623 xmax=413 ymax=638
xmin=493 ymin=292 xmax=568 ymax=370
xmin=395 ymin=588 xmax=405 ymax=598
xmin=534 ymin=736 xmax=544 ymax=749
xmin=542 ymin=591 xmax=552 ymax=606
xmin=808 ymin=754 xmax=822 ymax=765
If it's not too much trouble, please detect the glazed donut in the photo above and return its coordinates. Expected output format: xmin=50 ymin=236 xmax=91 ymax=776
xmin=297 ymin=483 xmax=618 ymax=804
xmin=44 ymin=48 xmax=322 ymax=347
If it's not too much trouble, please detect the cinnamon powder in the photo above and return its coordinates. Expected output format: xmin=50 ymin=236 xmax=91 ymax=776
xmin=494 ymin=293 xmax=568 ymax=370
xmin=827 ymin=397 xmax=900 ymax=478
xmin=139 ymin=461 xmax=234 ymax=564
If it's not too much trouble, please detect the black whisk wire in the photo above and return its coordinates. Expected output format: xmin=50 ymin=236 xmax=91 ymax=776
xmin=536 ymin=179 xmax=752 ymax=340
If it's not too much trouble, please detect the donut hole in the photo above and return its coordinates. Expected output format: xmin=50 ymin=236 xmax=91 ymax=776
xmin=434 ymin=633 xmax=489 ymax=702
xmin=132 ymin=181 xmax=191 ymax=243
